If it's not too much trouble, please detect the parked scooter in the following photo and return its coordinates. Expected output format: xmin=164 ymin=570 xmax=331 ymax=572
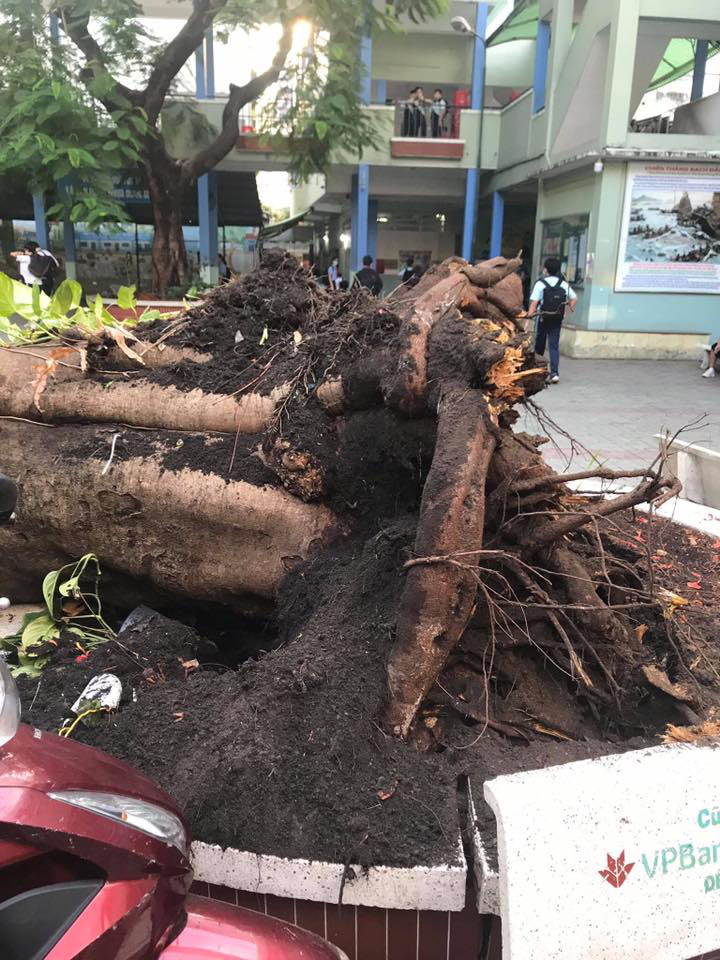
xmin=0 ymin=653 xmax=345 ymax=959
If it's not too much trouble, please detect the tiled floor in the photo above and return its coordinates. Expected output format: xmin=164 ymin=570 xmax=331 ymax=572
xmin=518 ymin=356 xmax=720 ymax=473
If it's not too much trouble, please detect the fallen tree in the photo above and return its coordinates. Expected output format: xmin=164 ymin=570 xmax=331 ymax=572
xmin=0 ymin=251 xmax=702 ymax=759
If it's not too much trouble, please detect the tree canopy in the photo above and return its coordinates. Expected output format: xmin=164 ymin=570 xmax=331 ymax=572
xmin=0 ymin=0 xmax=446 ymax=231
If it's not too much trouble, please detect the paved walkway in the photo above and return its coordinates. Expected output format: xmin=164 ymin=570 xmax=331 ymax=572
xmin=519 ymin=357 xmax=720 ymax=473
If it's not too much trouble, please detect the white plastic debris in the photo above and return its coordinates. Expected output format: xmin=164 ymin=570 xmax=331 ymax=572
xmin=234 ymin=329 xmax=244 ymax=344
xmin=71 ymin=673 xmax=122 ymax=717
xmin=0 ymin=598 xmax=10 ymax=610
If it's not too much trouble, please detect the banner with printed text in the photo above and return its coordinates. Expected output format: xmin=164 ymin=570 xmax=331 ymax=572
xmin=616 ymin=162 xmax=720 ymax=294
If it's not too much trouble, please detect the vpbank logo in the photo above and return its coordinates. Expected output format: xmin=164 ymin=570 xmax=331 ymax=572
xmin=599 ymin=851 xmax=635 ymax=889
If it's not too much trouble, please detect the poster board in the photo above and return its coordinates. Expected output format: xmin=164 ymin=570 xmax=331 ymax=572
xmin=615 ymin=162 xmax=720 ymax=294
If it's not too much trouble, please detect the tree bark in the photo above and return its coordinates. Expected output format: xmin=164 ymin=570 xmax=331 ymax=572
xmin=145 ymin=142 xmax=188 ymax=297
xmin=1 ymin=421 xmax=339 ymax=604
xmin=384 ymin=385 xmax=497 ymax=736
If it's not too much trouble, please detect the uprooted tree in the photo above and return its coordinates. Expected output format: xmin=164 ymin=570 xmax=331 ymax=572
xmin=0 ymin=0 xmax=443 ymax=294
xmin=2 ymin=252 xmax=703 ymax=746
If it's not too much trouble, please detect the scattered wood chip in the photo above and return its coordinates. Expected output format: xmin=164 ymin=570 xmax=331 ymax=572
xmin=658 ymin=587 xmax=689 ymax=619
xmin=662 ymin=722 xmax=720 ymax=744
xmin=635 ymin=624 xmax=648 ymax=643
xmin=532 ymin=722 xmax=574 ymax=742
xmin=173 ymin=712 xmax=184 ymax=723
xmin=180 ymin=658 xmax=200 ymax=673
xmin=377 ymin=780 xmax=398 ymax=801
xmin=641 ymin=664 xmax=693 ymax=703
xmin=106 ymin=327 xmax=146 ymax=366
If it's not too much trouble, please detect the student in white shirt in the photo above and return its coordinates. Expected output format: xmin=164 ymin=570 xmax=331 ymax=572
xmin=528 ymin=257 xmax=577 ymax=384
xmin=9 ymin=251 xmax=34 ymax=285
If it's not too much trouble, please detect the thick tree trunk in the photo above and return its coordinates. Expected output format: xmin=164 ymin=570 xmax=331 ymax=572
xmin=145 ymin=143 xmax=189 ymax=297
xmin=1 ymin=421 xmax=339 ymax=604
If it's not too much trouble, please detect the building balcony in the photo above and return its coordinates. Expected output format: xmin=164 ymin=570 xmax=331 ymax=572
xmin=163 ymin=98 xmax=500 ymax=172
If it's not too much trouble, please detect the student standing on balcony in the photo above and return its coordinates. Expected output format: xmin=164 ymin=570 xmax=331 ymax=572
xmin=402 ymin=87 xmax=427 ymax=137
xmin=528 ymin=257 xmax=576 ymax=384
xmin=430 ymin=89 xmax=448 ymax=138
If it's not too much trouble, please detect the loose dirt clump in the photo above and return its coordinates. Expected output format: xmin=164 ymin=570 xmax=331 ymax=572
xmin=135 ymin=251 xmax=401 ymax=399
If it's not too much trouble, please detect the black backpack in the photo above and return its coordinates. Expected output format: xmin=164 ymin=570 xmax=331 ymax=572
xmin=29 ymin=251 xmax=57 ymax=281
xmin=540 ymin=278 xmax=568 ymax=321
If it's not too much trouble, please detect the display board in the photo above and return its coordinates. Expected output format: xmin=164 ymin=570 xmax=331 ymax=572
xmin=616 ymin=162 xmax=720 ymax=294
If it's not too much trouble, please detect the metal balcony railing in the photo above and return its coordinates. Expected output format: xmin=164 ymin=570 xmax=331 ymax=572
xmin=393 ymin=101 xmax=464 ymax=139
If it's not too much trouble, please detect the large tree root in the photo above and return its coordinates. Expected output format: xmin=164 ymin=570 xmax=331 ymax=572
xmin=1 ymin=421 xmax=339 ymax=602
xmin=0 ymin=252 xmax=689 ymax=743
xmin=384 ymin=386 xmax=496 ymax=736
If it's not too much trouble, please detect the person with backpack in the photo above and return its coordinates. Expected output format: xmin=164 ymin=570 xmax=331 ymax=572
xmin=528 ymin=257 xmax=577 ymax=384
xmin=24 ymin=241 xmax=59 ymax=296
xmin=352 ymin=255 xmax=383 ymax=296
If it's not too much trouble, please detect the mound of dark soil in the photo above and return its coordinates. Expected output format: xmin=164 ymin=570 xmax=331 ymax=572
xmin=14 ymin=502 xmax=720 ymax=871
xmin=19 ymin=520 xmax=460 ymax=869
xmin=132 ymin=252 xmax=401 ymax=399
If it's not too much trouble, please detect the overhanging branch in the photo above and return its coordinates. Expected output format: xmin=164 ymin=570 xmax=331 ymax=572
xmin=57 ymin=5 xmax=142 ymax=110
xmin=142 ymin=0 xmax=228 ymax=124
xmin=180 ymin=21 xmax=293 ymax=183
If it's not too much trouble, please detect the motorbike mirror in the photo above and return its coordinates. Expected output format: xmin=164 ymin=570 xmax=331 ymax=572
xmin=0 ymin=657 xmax=21 ymax=747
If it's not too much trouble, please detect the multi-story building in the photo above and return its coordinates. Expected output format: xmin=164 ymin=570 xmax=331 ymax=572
xmin=14 ymin=1 xmax=720 ymax=357
xmin=175 ymin=0 xmax=720 ymax=357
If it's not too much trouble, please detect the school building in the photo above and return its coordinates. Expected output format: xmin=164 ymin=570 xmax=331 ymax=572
xmin=9 ymin=0 xmax=720 ymax=355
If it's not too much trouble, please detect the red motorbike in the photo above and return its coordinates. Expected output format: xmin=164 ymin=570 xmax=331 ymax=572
xmin=0 ymin=656 xmax=344 ymax=960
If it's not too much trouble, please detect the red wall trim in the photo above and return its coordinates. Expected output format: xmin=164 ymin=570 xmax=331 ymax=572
xmin=390 ymin=138 xmax=465 ymax=160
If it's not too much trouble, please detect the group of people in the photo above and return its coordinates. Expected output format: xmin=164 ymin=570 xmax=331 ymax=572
xmin=302 ymin=253 xmax=429 ymax=299
xmin=9 ymin=241 xmax=59 ymax=295
xmin=401 ymin=87 xmax=449 ymax=138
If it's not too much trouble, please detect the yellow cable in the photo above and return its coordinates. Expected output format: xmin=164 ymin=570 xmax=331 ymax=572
xmin=58 ymin=706 xmax=108 ymax=738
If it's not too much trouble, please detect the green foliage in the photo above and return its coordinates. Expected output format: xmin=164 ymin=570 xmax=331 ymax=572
xmin=0 ymin=273 xmax=170 ymax=344
xmin=1 ymin=554 xmax=115 ymax=677
xmin=0 ymin=0 xmax=151 ymax=227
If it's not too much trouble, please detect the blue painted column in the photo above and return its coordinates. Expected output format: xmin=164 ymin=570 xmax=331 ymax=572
xmin=368 ymin=199 xmax=378 ymax=262
xmin=196 ymin=29 xmax=218 ymax=285
xmin=63 ymin=217 xmax=77 ymax=280
xmin=461 ymin=3 xmax=488 ymax=262
xmin=198 ymin=173 xmax=218 ymax=285
xmin=470 ymin=3 xmax=489 ymax=109
xmin=58 ymin=178 xmax=77 ymax=279
xmin=533 ymin=20 xmax=551 ymax=113
xmin=359 ymin=31 xmax=372 ymax=105
xmin=32 ymin=193 xmax=49 ymax=250
xmin=490 ymin=191 xmax=504 ymax=258
xmin=351 ymin=28 xmax=372 ymax=274
xmin=351 ymin=165 xmax=369 ymax=272
xmin=691 ymin=39 xmax=709 ymax=101
xmin=195 ymin=44 xmax=206 ymax=99
xmin=462 ymin=170 xmax=478 ymax=262
xmin=205 ymin=28 xmax=215 ymax=96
